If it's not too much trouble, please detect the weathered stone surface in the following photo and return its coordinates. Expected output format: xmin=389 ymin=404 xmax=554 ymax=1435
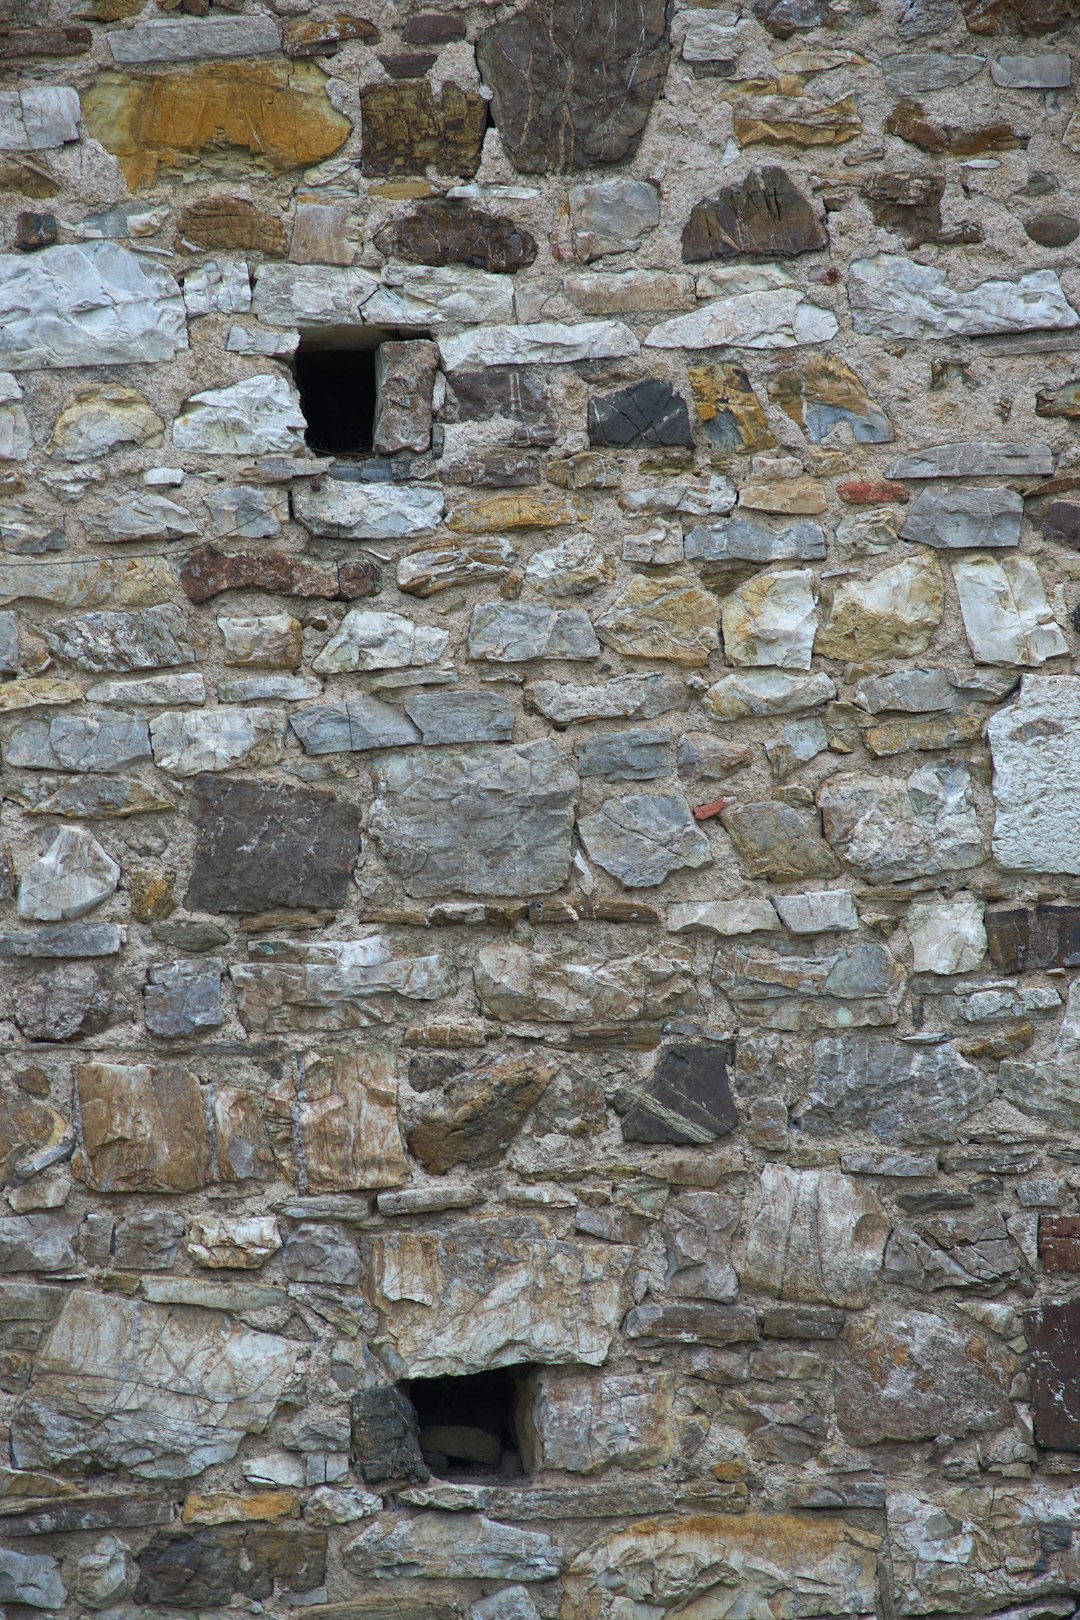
xmin=467 ymin=603 xmax=600 ymax=662
xmin=372 ymin=340 xmax=438 ymax=455
xmin=368 ymin=1218 xmax=633 ymax=1377
xmin=401 ymin=691 xmax=513 ymax=746
xmin=219 ymin=613 xmax=301 ymax=670
xmin=49 ymin=384 xmax=162 ymax=461
xmin=743 ymin=1165 xmax=889 ymax=1308
xmin=135 ymin=1524 xmax=326 ymax=1605
xmin=818 ymin=763 xmax=982 ymax=881
xmin=527 ymin=674 xmax=687 ymax=725
xmin=375 ymin=202 xmax=536 ymax=273
xmin=440 ymin=321 xmax=638 ymax=371
xmin=596 ymin=576 xmax=718 ymax=667
xmin=12 ymin=1291 xmax=300 ymax=1478
xmin=0 ymin=243 xmax=186 ymax=370
xmin=275 ymin=1050 xmax=409 ymax=1192
xmin=144 ymin=960 xmax=222 ymax=1039
xmin=773 ymin=889 xmax=859 ymax=934
xmin=476 ymin=0 xmax=669 ymax=173
xmin=588 ymin=381 xmax=693 ymax=449
xmin=682 ymin=167 xmax=827 ymax=262
xmin=687 ymin=515 xmax=826 ymax=577
xmin=769 ymin=355 xmax=891 ymax=444
xmin=900 ymin=486 xmax=1022 ymax=550
xmin=370 ymin=742 xmax=577 ymax=897
xmin=0 ymin=924 xmax=123 ymax=959
xmin=230 ymin=937 xmax=450 ymax=1034
xmin=476 ymin=939 xmax=694 ymax=1024
xmin=173 ymin=376 xmax=305 ymax=457
xmin=351 ymin=1386 xmax=427 ymax=1486
xmin=14 ymin=962 xmax=113 ymax=1042
xmin=345 ymin=1511 xmax=561 ymax=1581
xmin=992 ymin=51 xmax=1070 ymax=86
xmin=41 ymin=606 xmax=193 ymax=673
xmin=849 ymin=254 xmax=1078 ymax=339
xmin=854 ymin=665 xmax=1015 ymax=714
xmin=76 ymin=1060 xmax=211 ymax=1192
xmin=180 ymin=544 xmax=377 ymax=605
xmin=408 ymin=1055 xmax=554 ymax=1174
xmin=733 ymin=95 xmax=863 ymax=148
xmin=0 ymin=1546 xmax=64 ymax=1609
xmin=722 ymin=569 xmax=817 ymax=669
xmin=885 ymin=101 xmax=1027 ymax=156
xmin=82 ymin=63 xmax=351 ymax=191
xmin=360 ymin=82 xmax=485 ymax=177
xmin=366 ymin=265 xmax=515 ymax=329
xmin=579 ymin=794 xmax=711 ymax=888
xmin=150 ymin=709 xmax=284 ymax=776
xmin=73 ymin=1536 xmax=133 ymax=1609
xmin=0 ymin=86 xmax=80 ymax=153
xmin=720 ymin=938 xmax=903 ymax=1030
xmin=18 ymin=828 xmax=119 ymax=922
xmin=0 ymin=1215 xmax=77 ymax=1272
xmin=290 ymin=697 xmax=420 ymax=755
xmin=860 ymin=170 xmax=977 ymax=248
xmin=952 ymin=555 xmax=1066 ymax=666
xmin=187 ymin=775 xmax=361 ymax=914
xmin=986 ymin=677 xmax=1080 ymax=875
xmin=887 ymin=440 xmax=1051 ymax=478
xmin=314 ymin=611 xmax=447 ymax=675
xmin=295 ymin=480 xmax=444 ymax=542
xmin=575 ymin=727 xmax=672 ymax=781
xmin=521 ymin=1370 xmax=673 ymax=1474
xmin=187 ymin=1215 xmax=281 ymax=1271
xmin=723 ymin=801 xmax=840 ymax=882
xmin=836 ymin=1308 xmax=1013 ymax=1442
xmin=620 ymin=1042 xmax=737 ymax=1144
xmin=798 ymin=1035 xmax=992 ymax=1143
xmin=815 ymin=555 xmax=943 ymax=661
xmin=176 ymin=195 xmax=286 ymax=256
xmin=525 ymin=535 xmax=614 ymax=598
xmin=645 ymin=288 xmax=837 ymax=350
xmin=562 ymin=1514 xmax=879 ymax=1620
xmin=688 ymin=363 xmax=775 ymax=452
xmin=569 ymin=178 xmax=659 ymax=260
xmin=883 ymin=51 xmax=985 ymax=93
xmin=284 ymin=1223 xmax=360 ymax=1285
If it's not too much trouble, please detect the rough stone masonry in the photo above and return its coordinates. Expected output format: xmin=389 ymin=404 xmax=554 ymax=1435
xmin=8 ymin=0 xmax=1080 ymax=1616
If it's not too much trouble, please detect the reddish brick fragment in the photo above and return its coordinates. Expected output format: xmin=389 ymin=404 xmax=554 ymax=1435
xmin=1039 ymin=1215 xmax=1080 ymax=1272
xmin=837 ymin=479 xmax=909 ymax=506
xmin=693 ymin=796 xmax=729 ymax=821
xmin=179 ymin=543 xmax=378 ymax=605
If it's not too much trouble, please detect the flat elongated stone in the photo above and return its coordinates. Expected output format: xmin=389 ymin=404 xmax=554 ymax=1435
xmin=403 ymin=691 xmax=515 ymax=745
xmin=849 ymin=254 xmax=1079 ymax=339
xmin=719 ymin=938 xmax=903 ymax=1030
xmin=475 ymin=940 xmax=695 ymax=1023
xmin=704 ymin=668 xmax=835 ymax=720
xmin=645 ymin=289 xmax=837 ymax=350
xmin=883 ymin=52 xmax=985 ymax=93
xmin=682 ymin=166 xmax=827 ymax=261
xmin=253 ymin=263 xmax=378 ymax=326
xmin=579 ymin=794 xmax=711 ymax=887
xmin=686 ymin=515 xmax=826 ymax=571
xmin=0 ymin=243 xmax=186 ymax=369
xmin=526 ymin=674 xmax=687 ymax=724
xmin=992 ymin=52 xmax=1070 ymax=87
xmin=179 ymin=544 xmax=376 ymax=604
xmin=818 ymin=762 xmax=983 ymax=881
xmin=41 ymin=605 xmax=193 ymax=673
xmin=887 ymin=440 xmax=1052 ymax=478
xmin=295 ymin=481 xmax=444 ymax=541
xmin=853 ymin=665 xmax=1016 ymax=714
xmin=733 ymin=95 xmax=863 ymax=148
xmin=987 ymin=677 xmax=1080 ymax=874
xmin=12 ymin=1291 xmax=300 ymax=1479
xmin=900 ymin=487 xmax=1022 ymax=549
xmin=467 ymin=603 xmax=599 ymax=662
xmin=0 ymin=923 xmax=123 ymax=959
xmin=576 ymin=727 xmax=672 ymax=781
xmin=187 ymin=775 xmax=361 ymax=913
xmin=374 ymin=202 xmax=537 ymax=273
xmin=344 ymin=1512 xmax=562 ymax=1581
xmin=743 ymin=1166 xmax=888 ymax=1307
xmin=952 ymin=554 xmax=1066 ymax=665
xmin=150 ymin=709 xmax=285 ymax=775
xmin=369 ymin=741 xmax=578 ymax=897
xmin=231 ymin=937 xmax=450 ymax=1033
xmin=290 ymin=697 xmax=420 ymax=754
xmin=476 ymin=0 xmax=669 ymax=173
xmin=440 ymin=322 xmax=638 ymax=370
xmin=401 ymin=541 xmax=514 ymax=595
xmin=799 ymin=1035 xmax=992 ymax=1143
xmin=773 ymin=889 xmax=858 ymax=933
xmin=108 ymin=16 xmax=281 ymax=61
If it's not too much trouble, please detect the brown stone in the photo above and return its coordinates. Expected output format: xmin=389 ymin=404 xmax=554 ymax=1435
xmin=0 ymin=1091 xmax=71 ymax=1184
xmin=1037 ymin=382 xmax=1080 ymax=421
xmin=403 ymin=12 xmax=466 ymax=42
xmin=985 ymin=905 xmax=1080 ymax=974
xmin=129 ymin=870 xmax=176 ymax=924
xmin=688 ymin=364 xmax=774 ymax=453
xmin=14 ymin=212 xmax=56 ymax=252
xmin=476 ymin=0 xmax=670 ymax=172
xmin=282 ymin=14 xmax=379 ymax=55
xmin=619 ymin=1042 xmax=738 ymax=1146
xmin=733 ymin=96 xmax=861 ymax=148
xmin=76 ymin=1061 xmax=213 ymax=1193
xmin=0 ymin=160 xmax=60 ymax=199
xmin=861 ymin=172 xmax=982 ymax=247
xmin=175 ymin=196 xmax=287 ymax=256
xmin=408 ymin=1054 xmax=556 ymax=1173
xmin=378 ymin=52 xmax=437 ymax=77
xmin=359 ymin=82 xmax=486 ymax=177
xmin=442 ymin=369 xmax=555 ymax=445
xmin=837 ymin=478 xmax=909 ymax=505
xmin=1025 ymin=212 xmax=1080 ymax=248
xmin=1039 ymin=1216 xmax=1080 ymax=1273
xmin=182 ymin=1492 xmax=301 ymax=1526
xmin=769 ymin=355 xmax=891 ymax=444
xmin=960 ymin=0 xmax=1075 ymax=27
xmin=682 ymin=167 xmax=827 ymax=262
xmin=179 ymin=544 xmax=378 ymax=605
xmin=1030 ymin=1297 xmax=1080 ymax=1449
xmin=269 ymin=1050 xmax=409 ymax=1192
xmin=722 ymin=802 xmax=840 ymax=883
xmin=0 ymin=26 xmax=90 ymax=56
xmin=884 ymin=101 xmax=1028 ymax=157
xmin=373 ymin=201 xmax=537 ymax=272
xmin=82 ymin=63 xmax=352 ymax=191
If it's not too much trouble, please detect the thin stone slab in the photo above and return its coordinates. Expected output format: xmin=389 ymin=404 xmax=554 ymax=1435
xmin=526 ymin=674 xmax=687 ymax=724
xmin=0 ymin=243 xmax=187 ymax=369
xmin=849 ymin=255 xmax=1079 ymax=340
xmin=886 ymin=440 xmax=1051 ymax=478
xmin=6 ymin=712 xmax=151 ymax=772
xmin=645 ymin=290 xmax=837 ymax=350
xmin=40 ymin=605 xmax=195 ymax=673
xmin=685 ymin=515 xmax=826 ymax=565
xmin=0 ymin=923 xmax=123 ymax=958
xmin=108 ymin=17 xmax=281 ymax=61
xmin=882 ymin=53 xmax=984 ymax=94
xmin=853 ymin=666 xmax=1017 ymax=714
xmin=900 ymin=486 xmax=1022 ymax=549
xmin=439 ymin=322 xmax=638 ymax=370
xmin=230 ymin=937 xmax=450 ymax=1033
xmin=290 ymin=698 xmax=420 ymax=754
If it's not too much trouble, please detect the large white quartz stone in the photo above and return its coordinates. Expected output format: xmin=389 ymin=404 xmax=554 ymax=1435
xmin=0 ymin=244 xmax=188 ymax=370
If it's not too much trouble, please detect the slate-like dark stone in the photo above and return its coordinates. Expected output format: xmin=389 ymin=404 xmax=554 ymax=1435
xmin=1042 ymin=502 xmax=1080 ymax=547
xmin=403 ymin=11 xmax=467 ymax=42
xmin=1025 ymin=211 xmax=1080 ymax=248
xmin=408 ymin=1055 xmax=555 ymax=1173
xmin=624 ymin=1302 xmax=759 ymax=1344
xmin=359 ymin=82 xmax=487 ymax=177
xmin=620 ymin=1042 xmax=738 ymax=1145
xmin=373 ymin=201 xmax=537 ymax=272
xmin=985 ymin=905 xmax=1080 ymax=974
xmin=442 ymin=369 xmax=555 ymax=446
xmin=378 ymin=51 xmax=437 ymax=77
xmin=587 ymin=380 xmax=694 ymax=449
xmin=0 ymin=25 xmax=90 ymax=56
xmin=753 ymin=0 xmax=836 ymax=31
xmin=861 ymin=171 xmax=982 ymax=247
xmin=179 ymin=544 xmax=377 ymax=605
xmin=14 ymin=212 xmax=56 ymax=252
xmin=351 ymin=1387 xmax=430 ymax=1484
xmin=1030 ymin=1298 xmax=1080 ymax=1450
xmin=186 ymin=775 xmax=361 ymax=915
xmin=136 ymin=1528 xmax=327 ymax=1606
xmin=682 ymin=167 xmax=827 ymax=262
xmin=476 ymin=0 xmax=670 ymax=173
xmin=762 ymin=1306 xmax=847 ymax=1338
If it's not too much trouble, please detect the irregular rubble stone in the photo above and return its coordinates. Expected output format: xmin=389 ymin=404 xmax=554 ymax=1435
xmin=885 ymin=100 xmax=1028 ymax=156
xmin=908 ymin=896 xmax=986 ymax=974
xmin=578 ymin=794 xmax=711 ymax=887
xmin=295 ymin=480 xmax=444 ymax=541
xmin=645 ymin=288 xmax=837 ymax=350
xmin=682 ymin=166 xmax=827 ymax=262
xmin=527 ymin=674 xmax=687 ymax=724
xmin=440 ymin=321 xmax=638 ymax=370
xmin=901 ymin=486 xmax=1022 ymax=550
xmin=313 ymin=610 xmax=447 ymax=675
xmin=596 ymin=576 xmax=719 ymax=667
xmin=359 ymin=82 xmax=486 ymax=177
xmin=186 ymin=775 xmax=361 ymax=914
xmin=619 ymin=1042 xmax=737 ymax=1144
xmin=818 ymin=763 xmax=983 ymax=881
xmin=883 ymin=51 xmax=986 ymax=92
xmin=723 ymin=801 xmax=840 ymax=882
xmin=0 ymin=1546 xmax=65 ymax=1609
xmin=588 ymin=380 xmax=693 ymax=449
xmin=76 ymin=1060 xmax=212 ymax=1192
xmin=719 ymin=938 xmax=904 ymax=1030
xmin=987 ymin=677 xmax=1080 ymax=874
xmin=887 ymin=439 xmax=1051 ymax=478
xmin=815 ymin=555 xmax=943 ymax=661
xmin=769 ymin=355 xmax=891 ymax=443
xmin=273 ymin=1050 xmax=409 ymax=1192
xmin=403 ymin=691 xmax=515 ymax=746
xmin=144 ymin=960 xmax=222 ymax=1039
xmin=351 ymin=1386 xmax=428 ymax=1485
xmin=41 ymin=605 xmax=193 ymax=673
xmin=176 ymin=195 xmax=287 ymax=255
xmin=375 ymin=202 xmax=536 ymax=272
xmin=18 ymin=828 xmax=119 ymax=922
xmin=467 ymin=603 xmax=600 ymax=662
xmin=284 ymin=1223 xmax=360 ymax=1285
xmin=230 ymin=937 xmax=450 ymax=1034
xmin=408 ymin=1055 xmax=555 ymax=1173
xmin=772 ymin=889 xmax=859 ymax=933
xmin=952 ymin=554 xmax=1067 ymax=666
xmin=798 ymin=1035 xmax=993 ymax=1143
xmin=187 ymin=1215 xmax=281 ymax=1271
xmin=569 ymin=178 xmax=660 ymax=260
xmin=150 ymin=709 xmax=284 ymax=776
xmin=289 ymin=697 xmax=420 ymax=754
xmin=475 ymin=940 xmax=696 ymax=1023
xmin=722 ymin=569 xmax=817 ymax=668
xmin=521 ymin=1371 xmax=673 ymax=1473
xmin=219 ymin=613 xmax=301 ymax=670
xmin=854 ymin=665 xmax=1016 ymax=713
xmin=576 ymin=727 xmax=672 ymax=781
xmin=49 ymin=384 xmax=163 ymax=461
xmin=836 ymin=1308 xmax=1013 ymax=1442
xmin=14 ymin=962 xmax=112 ymax=1042
xmin=344 ymin=1511 xmax=562 ymax=1581
xmin=525 ymin=535 xmax=614 ymax=597
xmin=108 ymin=17 xmax=281 ymax=61
xmin=743 ymin=1165 xmax=889 ymax=1307
xmin=849 ymin=254 xmax=1078 ymax=339
xmin=172 ymin=376 xmax=306 ymax=457
xmin=687 ymin=363 xmax=775 ymax=452
xmin=373 ymin=340 xmax=438 ymax=454
xmin=733 ymin=95 xmax=863 ymax=148
xmin=0 ymin=243 xmax=186 ymax=369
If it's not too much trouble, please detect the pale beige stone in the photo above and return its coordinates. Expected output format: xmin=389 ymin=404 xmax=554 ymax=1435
xmin=815 ymin=555 xmax=943 ymax=661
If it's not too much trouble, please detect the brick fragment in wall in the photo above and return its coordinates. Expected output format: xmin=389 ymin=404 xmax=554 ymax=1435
xmin=3 ymin=5 xmax=1080 ymax=1616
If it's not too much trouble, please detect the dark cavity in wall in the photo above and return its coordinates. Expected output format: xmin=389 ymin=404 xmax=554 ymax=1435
xmin=293 ymin=342 xmax=378 ymax=456
xmin=404 ymin=1365 xmax=530 ymax=1477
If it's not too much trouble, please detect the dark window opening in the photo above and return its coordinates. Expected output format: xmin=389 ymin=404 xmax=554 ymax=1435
xmin=293 ymin=343 xmax=378 ymax=456
xmin=405 ymin=1367 xmax=529 ymax=1479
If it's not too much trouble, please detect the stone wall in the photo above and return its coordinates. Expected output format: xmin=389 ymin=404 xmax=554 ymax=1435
xmin=4 ymin=0 xmax=1080 ymax=1615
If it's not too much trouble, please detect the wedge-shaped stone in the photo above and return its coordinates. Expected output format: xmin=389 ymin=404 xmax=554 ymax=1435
xmin=439 ymin=322 xmax=638 ymax=370
xmin=815 ymin=555 xmax=943 ymax=661
xmin=313 ymin=610 xmax=447 ymax=675
xmin=11 ymin=1291 xmax=300 ymax=1479
xmin=901 ymin=487 xmax=1022 ymax=549
xmin=230 ymin=938 xmax=451 ymax=1034
xmin=344 ymin=1511 xmax=562 ymax=1581
xmin=722 ymin=568 xmax=817 ymax=668
xmin=988 ymin=676 xmax=1080 ymax=875
xmin=952 ymin=554 xmax=1066 ymax=666
xmin=467 ymin=602 xmax=599 ymax=662
xmin=704 ymin=668 xmax=835 ymax=720
xmin=887 ymin=440 xmax=1052 ymax=478
xmin=0 ymin=243 xmax=187 ymax=370
xmin=368 ymin=1218 xmax=634 ymax=1377
xmin=818 ymin=762 xmax=983 ymax=881
xmin=908 ymin=896 xmax=986 ymax=974
xmin=682 ymin=166 xmax=826 ymax=261
xmin=295 ymin=480 xmax=444 ymax=540
xmin=853 ymin=665 xmax=1017 ymax=714
xmin=596 ymin=576 xmax=719 ymax=667
xmin=743 ymin=1165 xmax=889 ymax=1308
xmin=836 ymin=1308 xmax=1013 ymax=1443
xmin=562 ymin=1514 xmax=879 ymax=1620
xmin=150 ymin=709 xmax=285 ymax=776
xmin=76 ymin=1060 xmax=212 ymax=1193
xmin=186 ymin=775 xmax=361 ymax=913
xmin=645 ymin=289 xmax=837 ymax=350
xmin=798 ymin=1035 xmax=992 ymax=1143
xmin=769 ymin=355 xmax=891 ymax=443
xmin=18 ymin=829 xmax=119 ymax=922
xmin=369 ymin=741 xmax=578 ymax=898
xmin=687 ymin=363 xmax=774 ymax=452
xmin=849 ymin=255 xmax=1079 ymax=339
xmin=408 ymin=1054 xmax=555 ymax=1175
xmin=271 ymin=1050 xmax=408 ymax=1193
xmin=579 ymin=794 xmax=711 ymax=887
xmin=172 ymin=376 xmax=306 ymax=457
xmin=475 ymin=940 xmax=696 ymax=1023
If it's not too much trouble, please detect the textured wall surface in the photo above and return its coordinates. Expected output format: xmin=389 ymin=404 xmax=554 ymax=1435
xmin=4 ymin=1 xmax=1080 ymax=1616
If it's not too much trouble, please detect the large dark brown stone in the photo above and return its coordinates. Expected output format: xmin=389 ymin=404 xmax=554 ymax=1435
xmin=175 ymin=196 xmax=287 ymax=256
xmin=186 ymin=776 xmax=361 ymax=915
xmin=407 ymin=1055 xmax=556 ymax=1173
xmin=861 ymin=172 xmax=982 ymax=247
xmin=179 ymin=544 xmax=378 ymax=605
xmin=587 ymin=380 xmax=694 ymax=448
xmin=885 ymin=101 xmax=1028 ymax=156
xmin=402 ymin=11 xmax=466 ymax=41
xmin=620 ymin=1042 xmax=738 ymax=1145
xmin=1039 ymin=1216 xmax=1080 ymax=1273
xmin=136 ymin=1528 xmax=326 ymax=1606
xmin=359 ymin=82 xmax=487 ymax=177
xmin=985 ymin=905 xmax=1080 ymax=974
xmin=442 ymin=369 xmax=555 ymax=446
xmin=374 ymin=201 xmax=537 ymax=272
xmin=476 ymin=0 xmax=670 ymax=173
xmin=682 ymin=167 xmax=827 ymax=262
xmin=351 ymin=1387 xmax=429 ymax=1484
xmin=1031 ymin=1298 xmax=1080 ymax=1450
xmin=1042 ymin=502 xmax=1080 ymax=547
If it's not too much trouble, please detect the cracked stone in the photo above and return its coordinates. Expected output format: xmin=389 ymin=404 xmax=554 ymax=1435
xmin=18 ymin=828 xmax=119 ymax=922
xmin=952 ymin=554 xmax=1066 ymax=666
xmin=682 ymin=166 xmax=827 ymax=261
xmin=818 ymin=762 xmax=983 ymax=881
xmin=579 ymin=794 xmax=712 ymax=887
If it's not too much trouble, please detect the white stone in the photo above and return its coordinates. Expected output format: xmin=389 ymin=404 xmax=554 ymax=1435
xmin=621 ymin=475 xmax=736 ymax=517
xmin=849 ymin=254 xmax=1080 ymax=339
xmin=182 ymin=259 xmax=251 ymax=317
xmin=0 ymin=372 xmax=30 ymax=460
xmin=907 ymin=896 xmax=987 ymax=975
xmin=987 ymin=676 xmax=1080 ymax=874
xmin=669 ymin=899 xmax=780 ymax=935
xmin=108 ymin=16 xmax=281 ymax=60
xmin=18 ymin=829 xmax=120 ymax=923
xmin=683 ymin=7 xmax=740 ymax=59
xmin=149 ymin=708 xmax=285 ymax=775
xmin=645 ymin=290 xmax=838 ymax=350
xmin=364 ymin=266 xmax=515 ymax=327
xmin=525 ymin=535 xmax=614 ymax=596
xmin=703 ymin=668 xmax=836 ymax=720
xmin=172 ymin=375 xmax=305 ymax=456
xmin=721 ymin=569 xmax=817 ymax=670
xmin=186 ymin=1215 xmax=282 ymax=1270
xmin=694 ymin=264 xmax=795 ymax=298
xmin=87 ymin=672 xmax=206 ymax=706
xmin=0 ymin=87 xmax=80 ymax=151
xmin=294 ymin=480 xmax=444 ymax=541
xmin=991 ymin=52 xmax=1070 ymax=87
xmin=252 ymin=264 xmax=379 ymax=327
xmin=743 ymin=1164 xmax=889 ymax=1308
xmin=226 ymin=325 xmax=298 ymax=357
xmin=952 ymin=554 xmax=1067 ymax=666
xmin=773 ymin=890 xmax=859 ymax=934
xmin=48 ymin=384 xmax=162 ymax=461
xmin=313 ymin=610 xmax=449 ymax=675
xmin=0 ymin=243 xmax=187 ymax=370
xmin=439 ymin=321 xmax=639 ymax=370
xmin=86 ymin=493 xmax=198 ymax=544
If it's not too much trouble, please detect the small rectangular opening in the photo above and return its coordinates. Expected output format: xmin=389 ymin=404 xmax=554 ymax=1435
xmin=404 ymin=1367 xmax=529 ymax=1479
xmin=293 ymin=343 xmax=378 ymax=457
